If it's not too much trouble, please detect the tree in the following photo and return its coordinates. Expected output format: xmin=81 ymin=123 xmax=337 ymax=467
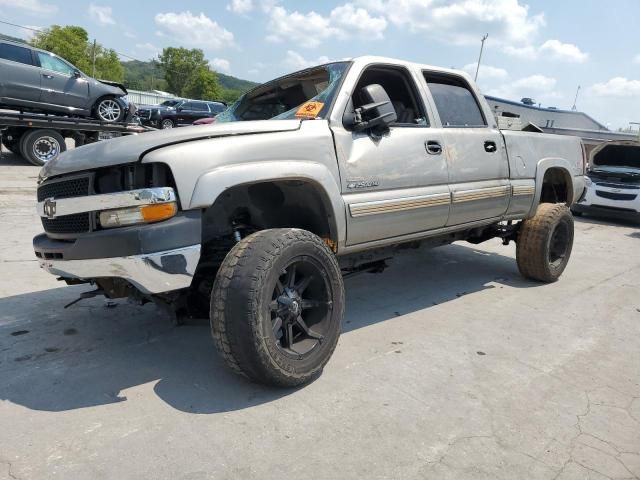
xmin=30 ymin=25 xmax=123 ymax=82
xmin=184 ymin=69 xmax=221 ymax=100
xmin=158 ymin=47 xmax=222 ymax=99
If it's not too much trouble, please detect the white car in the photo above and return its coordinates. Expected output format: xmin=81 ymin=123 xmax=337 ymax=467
xmin=572 ymin=141 xmax=640 ymax=219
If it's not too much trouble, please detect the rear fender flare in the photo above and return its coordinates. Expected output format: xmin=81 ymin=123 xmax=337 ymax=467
xmin=529 ymin=158 xmax=575 ymax=217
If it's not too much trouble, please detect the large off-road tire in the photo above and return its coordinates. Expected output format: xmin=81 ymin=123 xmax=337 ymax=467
xmin=516 ymin=203 xmax=574 ymax=282
xmin=210 ymin=228 xmax=345 ymax=387
xmin=19 ymin=129 xmax=66 ymax=166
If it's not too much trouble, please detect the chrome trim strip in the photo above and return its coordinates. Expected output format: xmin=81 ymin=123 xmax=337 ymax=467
xmin=349 ymin=193 xmax=450 ymax=217
xmin=452 ymin=186 xmax=510 ymax=204
xmin=512 ymin=185 xmax=535 ymax=196
xmin=36 ymin=187 xmax=176 ymax=219
xmin=38 ymin=244 xmax=201 ymax=294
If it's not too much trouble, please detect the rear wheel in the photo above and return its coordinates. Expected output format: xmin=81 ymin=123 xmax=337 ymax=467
xmin=19 ymin=129 xmax=66 ymax=166
xmin=210 ymin=228 xmax=345 ymax=387
xmin=516 ymin=203 xmax=574 ymax=282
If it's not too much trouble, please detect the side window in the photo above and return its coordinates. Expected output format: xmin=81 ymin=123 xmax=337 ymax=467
xmin=210 ymin=103 xmax=225 ymax=113
xmin=37 ymin=52 xmax=75 ymax=76
xmin=0 ymin=43 xmax=34 ymax=66
xmin=191 ymin=102 xmax=209 ymax=112
xmin=351 ymin=66 xmax=428 ymax=126
xmin=424 ymin=73 xmax=486 ymax=127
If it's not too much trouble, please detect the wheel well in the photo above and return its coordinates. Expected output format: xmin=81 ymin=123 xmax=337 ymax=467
xmin=202 ymin=180 xmax=337 ymax=249
xmin=540 ymin=167 xmax=571 ymax=204
xmin=92 ymin=95 xmax=117 ymax=111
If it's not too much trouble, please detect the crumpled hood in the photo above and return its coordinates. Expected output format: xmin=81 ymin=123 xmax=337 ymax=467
xmin=40 ymin=120 xmax=302 ymax=180
xmin=98 ymin=79 xmax=127 ymax=94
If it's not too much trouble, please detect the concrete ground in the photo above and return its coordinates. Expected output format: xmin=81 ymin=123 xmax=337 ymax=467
xmin=1 ymin=147 xmax=639 ymax=480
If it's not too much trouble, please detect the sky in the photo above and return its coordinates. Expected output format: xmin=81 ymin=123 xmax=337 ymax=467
xmin=1 ymin=0 xmax=639 ymax=129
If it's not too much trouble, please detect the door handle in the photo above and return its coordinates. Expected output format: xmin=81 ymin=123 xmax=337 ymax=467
xmin=42 ymin=74 xmax=54 ymax=79
xmin=484 ymin=141 xmax=497 ymax=153
xmin=426 ymin=140 xmax=442 ymax=155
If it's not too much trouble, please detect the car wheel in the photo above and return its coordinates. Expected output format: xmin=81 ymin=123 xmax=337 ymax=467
xmin=516 ymin=203 xmax=574 ymax=282
xmin=19 ymin=129 xmax=66 ymax=166
xmin=94 ymin=97 xmax=125 ymax=123
xmin=210 ymin=228 xmax=345 ymax=387
xmin=161 ymin=119 xmax=175 ymax=129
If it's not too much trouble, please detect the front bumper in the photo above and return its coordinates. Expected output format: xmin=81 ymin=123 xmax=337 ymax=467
xmin=34 ymin=182 xmax=202 ymax=294
xmin=38 ymin=244 xmax=201 ymax=294
xmin=572 ymin=179 xmax=640 ymax=217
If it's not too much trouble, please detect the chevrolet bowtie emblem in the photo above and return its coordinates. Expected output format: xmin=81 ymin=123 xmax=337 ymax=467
xmin=43 ymin=198 xmax=57 ymax=219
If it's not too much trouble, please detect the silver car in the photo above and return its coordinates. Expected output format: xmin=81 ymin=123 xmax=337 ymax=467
xmin=0 ymin=40 xmax=129 ymax=123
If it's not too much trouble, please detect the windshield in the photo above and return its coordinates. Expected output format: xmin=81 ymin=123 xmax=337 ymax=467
xmin=216 ymin=62 xmax=350 ymax=123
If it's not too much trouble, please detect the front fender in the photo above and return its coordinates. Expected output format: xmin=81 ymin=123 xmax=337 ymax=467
xmin=189 ymin=161 xmax=347 ymax=248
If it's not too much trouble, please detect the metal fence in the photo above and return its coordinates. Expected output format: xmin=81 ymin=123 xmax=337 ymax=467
xmin=127 ymin=89 xmax=178 ymax=106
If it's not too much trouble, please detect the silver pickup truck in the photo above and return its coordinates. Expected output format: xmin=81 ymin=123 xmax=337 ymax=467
xmin=33 ymin=56 xmax=585 ymax=387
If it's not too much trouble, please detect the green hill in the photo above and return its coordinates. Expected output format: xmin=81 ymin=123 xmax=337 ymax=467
xmin=121 ymin=60 xmax=258 ymax=103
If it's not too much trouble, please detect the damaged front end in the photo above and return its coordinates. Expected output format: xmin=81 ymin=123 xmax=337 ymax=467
xmin=572 ymin=141 xmax=640 ymax=218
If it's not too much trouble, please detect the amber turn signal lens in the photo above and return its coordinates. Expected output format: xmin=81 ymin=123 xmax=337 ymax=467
xmin=140 ymin=202 xmax=178 ymax=223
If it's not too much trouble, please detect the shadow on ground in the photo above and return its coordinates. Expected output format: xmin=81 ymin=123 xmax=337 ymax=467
xmin=0 ymin=243 xmax=539 ymax=414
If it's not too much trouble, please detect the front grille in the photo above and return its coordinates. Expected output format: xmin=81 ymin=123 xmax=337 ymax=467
xmin=38 ymin=175 xmax=92 ymax=236
xmin=37 ymin=176 xmax=91 ymax=202
xmin=596 ymin=182 xmax=640 ymax=190
xmin=41 ymin=213 xmax=91 ymax=234
xmin=595 ymin=190 xmax=637 ymax=201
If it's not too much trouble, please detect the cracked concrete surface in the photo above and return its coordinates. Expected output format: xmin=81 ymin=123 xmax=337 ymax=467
xmin=0 ymin=149 xmax=639 ymax=479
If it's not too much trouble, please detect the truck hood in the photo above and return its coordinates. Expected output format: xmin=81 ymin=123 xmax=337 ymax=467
xmin=40 ymin=120 xmax=302 ymax=180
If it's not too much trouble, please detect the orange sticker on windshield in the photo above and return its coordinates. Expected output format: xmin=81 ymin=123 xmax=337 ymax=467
xmin=295 ymin=101 xmax=324 ymax=118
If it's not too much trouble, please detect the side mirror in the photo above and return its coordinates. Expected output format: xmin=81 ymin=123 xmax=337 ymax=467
xmin=73 ymin=70 xmax=81 ymax=78
xmin=177 ymin=107 xmax=183 ymax=112
xmin=348 ymin=84 xmax=397 ymax=133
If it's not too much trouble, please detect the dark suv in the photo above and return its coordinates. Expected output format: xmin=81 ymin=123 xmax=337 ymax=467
xmin=0 ymin=40 xmax=129 ymax=123
xmin=136 ymin=99 xmax=227 ymax=129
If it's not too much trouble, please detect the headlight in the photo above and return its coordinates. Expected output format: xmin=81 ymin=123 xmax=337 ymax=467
xmin=584 ymin=176 xmax=593 ymax=187
xmin=99 ymin=202 xmax=177 ymax=228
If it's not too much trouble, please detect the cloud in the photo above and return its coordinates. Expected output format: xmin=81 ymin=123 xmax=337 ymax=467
xmin=462 ymin=63 xmax=509 ymax=81
xmin=89 ymin=4 xmax=115 ymax=26
xmin=504 ymin=39 xmax=588 ymax=62
xmin=363 ymin=0 xmax=544 ymax=46
xmin=0 ymin=0 xmax=56 ymax=14
xmin=589 ymin=77 xmax=640 ymax=97
xmin=486 ymin=74 xmax=559 ymax=103
xmin=284 ymin=50 xmax=332 ymax=70
xmin=538 ymin=40 xmax=588 ymax=63
xmin=155 ymin=11 xmax=235 ymax=50
xmin=227 ymin=0 xmax=253 ymax=14
xmin=266 ymin=3 xmax=386 ymax=48
xmin=634 ymin=54 xmax=640 ymax=64
xmin=132 ymin=42 xmax=160 ymax=60
xmin=210 ymin=58 xmax=231 ymax=72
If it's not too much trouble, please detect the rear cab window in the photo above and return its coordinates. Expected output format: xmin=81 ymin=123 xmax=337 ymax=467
xmin=423 ymin=72 xmax=486 ymax=127
xmin=0 ymin=43 xmax=34 ymax=66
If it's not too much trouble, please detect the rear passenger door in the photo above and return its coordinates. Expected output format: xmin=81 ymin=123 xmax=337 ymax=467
xmin=422 ymin=72 xmax=510 ymax=226
xmin=176 ymin=101 xmax=210 ymax=125
xmin=0 ymin=43 xmax=41 ymax=102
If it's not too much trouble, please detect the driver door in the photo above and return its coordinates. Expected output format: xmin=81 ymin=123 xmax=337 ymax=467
xmin=330 ymin=65 xmax=450 ymax=246
xmin=35 ymin=51 xmax=88 ymax=109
